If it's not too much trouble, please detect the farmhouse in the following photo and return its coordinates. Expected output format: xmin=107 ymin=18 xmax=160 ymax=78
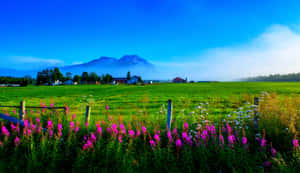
xmin=173 ymin=77 xmax=187 ymax=83
xmin=113 ymin=78 xmax=127 ymax=84
xmin=64 ymin=80 xmax=74 ymax=85
xmin=144 ymin=80 xmax=153 ymax=84
xmin=52 ymin=80 xmax=62 ymax=86
xmin=127 ymin=76 xmax=140 ymax=85
xmin=80 ymin=81 xmax=100 ymax=85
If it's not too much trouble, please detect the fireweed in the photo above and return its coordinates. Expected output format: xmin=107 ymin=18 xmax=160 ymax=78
xmin=0 ymin=98 xmax=298 ymax=172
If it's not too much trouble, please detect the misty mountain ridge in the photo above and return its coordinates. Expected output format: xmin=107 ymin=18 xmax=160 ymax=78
xmin=70 ymin=55 xmax=153 ymax=68
xmin=0 ymin=55 xmax=156 ymax=79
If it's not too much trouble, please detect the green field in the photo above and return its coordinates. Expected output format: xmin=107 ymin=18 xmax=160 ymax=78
xmin=1 ymin=82 xmax=299 ymax=125
xmin=1 ymin=82 xmax=300 ymax=120
xmin=0 ymin=82 xmax=300 ymax=109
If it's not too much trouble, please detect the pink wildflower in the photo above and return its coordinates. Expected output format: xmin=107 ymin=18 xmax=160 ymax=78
xmin=49 ymin=130 xmax=53 ymax=138
xmin=66 ymin=106 xmax=70 ymax=115
xmin=242 ymin=137 xmax=247 ymax=145
xmin=226 ymin=124 xmax=232 ymax=134
xmin=142 ymin=126 xmax=147 ymax=135
xmin=210 ymin=124 xmax=216 ymax=135
xmin=228 ymin=135 xmax=235 ymax=147
xmin=96 ymin=124 xmax=102 ymax=136
xmin=118 ymin=135 xmax=122 ymax=143
xmin=50 ymin=103 xmax=54 ymax=108
xmin=47 ymin=120 xmax=53 ymax=130
xmin=136 ymin=129 xmax=141 ymax=137
xmin=72 ymin=114 xmax=76 ymax=120
xmin=37 ymin=126 xmax=42 ymax=134
xmin=90 ymin=133 xmax=97 ymax=143
xmin=150 ymin=139 xmax=156 ymax=149
xmin=14 ymin=136 xmax=20 ymax=146
xmin=205 ymin=124 xmax=211 ymax=132
xmin=57 ymin=123 xmax=63 ymax=137
xmin=176 ymin=138 xmax=182 ymax=149
xmin=111 ymin=124 xmax=118 ymax=134
xmin=83 ymin=140 xmax=93 ymax=150
xmin=182 ymin=132 xmax=188 ymax=140
xmin=107 ymin=127 xmax=112 ymax=134
xmin=200 ymin=130 xmax=209 ymax=142
xmin=1 ymin=126 xmax=10 ymax=136
xmin=58 ymin=123 xmax=63 ymax=131
xmin=120 ymin=124 xmax=126 ymax=135
xmin=154 ymin=134 xmax=160 ymax=143
xmin=27 ymin=129 xmax=32 ymax=136
xmin=11 ymin=123 xmax=17 ymax=132
xmin=31 ymin=124 xmax=36 ymax=131
xmin=128 ymin=130 xmax=135 ymax=138
xmin=261 ymin=138 xmax=267 ymax=148
xmin=293 ymin=138 xmax=299 ymax=150
xmin=69 ymin=121 xmax=75 ymax=131
xmin=184 ymin=122 xmax=189 ymax=130
xmin=219 ymin=135 xmax=224 ymax=146
xmin=167 ymin=131 xmax=173 ymax=142
xmin=75 ymin=126 xmax=79 ymax=133
xmin=172 ymin=128 xmax=177 ymax=136
xmin=24 ymin=120 xmax=29 ymax=128
xmin=13 ymin=109 xmax=16 ymax=114
xmin=271 ymin=148 xmax=277 ymax=157
xmin=106 ymin=104 xmax=109 ymax=110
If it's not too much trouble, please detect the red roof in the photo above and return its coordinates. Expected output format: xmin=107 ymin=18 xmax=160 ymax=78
xmin=173 ymin=77 xmax=185 ymax=81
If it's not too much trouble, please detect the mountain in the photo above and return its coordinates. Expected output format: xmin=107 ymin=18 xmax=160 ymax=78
xmin=0 ymin=55 xmax=156 ymax=79
xmin=68 ymin=55 xmax=153 ymax=68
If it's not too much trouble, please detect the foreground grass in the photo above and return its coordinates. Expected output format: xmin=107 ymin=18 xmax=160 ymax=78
xmin=0 ymin=82 xmax=299 ymax=172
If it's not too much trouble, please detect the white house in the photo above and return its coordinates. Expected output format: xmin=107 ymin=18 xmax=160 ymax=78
xmin=52 ymin=80 xmax=62 ymax=86
xmin=144 ymin=80 xmax=153 ymax=84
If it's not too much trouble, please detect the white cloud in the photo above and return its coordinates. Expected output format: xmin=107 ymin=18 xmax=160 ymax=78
xmin=71 ymin=61 xmax=83 ymax=65
xmin=13 ymin=56 xmax=64 ymax=65
xmin=1 ymin=56 xmax=64 ymax=70
xmin=157 ymin=25 xmax=300 ymax=81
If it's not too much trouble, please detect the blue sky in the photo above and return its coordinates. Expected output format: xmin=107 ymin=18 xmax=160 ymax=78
xmin=1 ymin=0 xmax=300 ymax=80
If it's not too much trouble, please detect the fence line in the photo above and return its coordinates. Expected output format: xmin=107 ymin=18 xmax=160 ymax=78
xmin=0 ymin=98 xmax=259 ymax=131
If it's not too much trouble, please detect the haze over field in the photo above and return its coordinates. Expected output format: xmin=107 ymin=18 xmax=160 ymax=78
xmin=1 ymin=1 xmax=300 ymax=80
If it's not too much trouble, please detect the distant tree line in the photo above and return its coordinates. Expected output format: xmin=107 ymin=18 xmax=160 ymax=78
xmin=36 ymin=68 xmax=64 ymax=85
xmin=0 ymin=76 xmax=35 ymax=86
xmin=244 ymin=73 xmax=300 ymax=82
xmin=36 ymin=68 xmax=113 ymax=85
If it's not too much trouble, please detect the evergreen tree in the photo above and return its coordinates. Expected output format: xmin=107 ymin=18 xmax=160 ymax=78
xmin=81 ymin=72 xmax=89 ymax=84
xmin=127 ymin=71 xmax=131 ymax=80
xmin=73 ymin=75 xmax=81 ymax=84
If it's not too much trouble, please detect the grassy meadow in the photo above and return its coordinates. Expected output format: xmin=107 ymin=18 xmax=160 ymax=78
xmin=1 ymin=82 xmax=300 ymax=119
xmin=0 ymin=82 xmax=299 ymax=172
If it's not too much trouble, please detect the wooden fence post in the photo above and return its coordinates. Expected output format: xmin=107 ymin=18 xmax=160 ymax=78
xmin=167 ymin=99 xmax=172 ymax=130
xmin=85 ymin=105 xmax=91 ymax=124
xmin=19 ymin=101 xmax=26 ymax=120
xmin=253 ymin=97 xmax=259 ymax=132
